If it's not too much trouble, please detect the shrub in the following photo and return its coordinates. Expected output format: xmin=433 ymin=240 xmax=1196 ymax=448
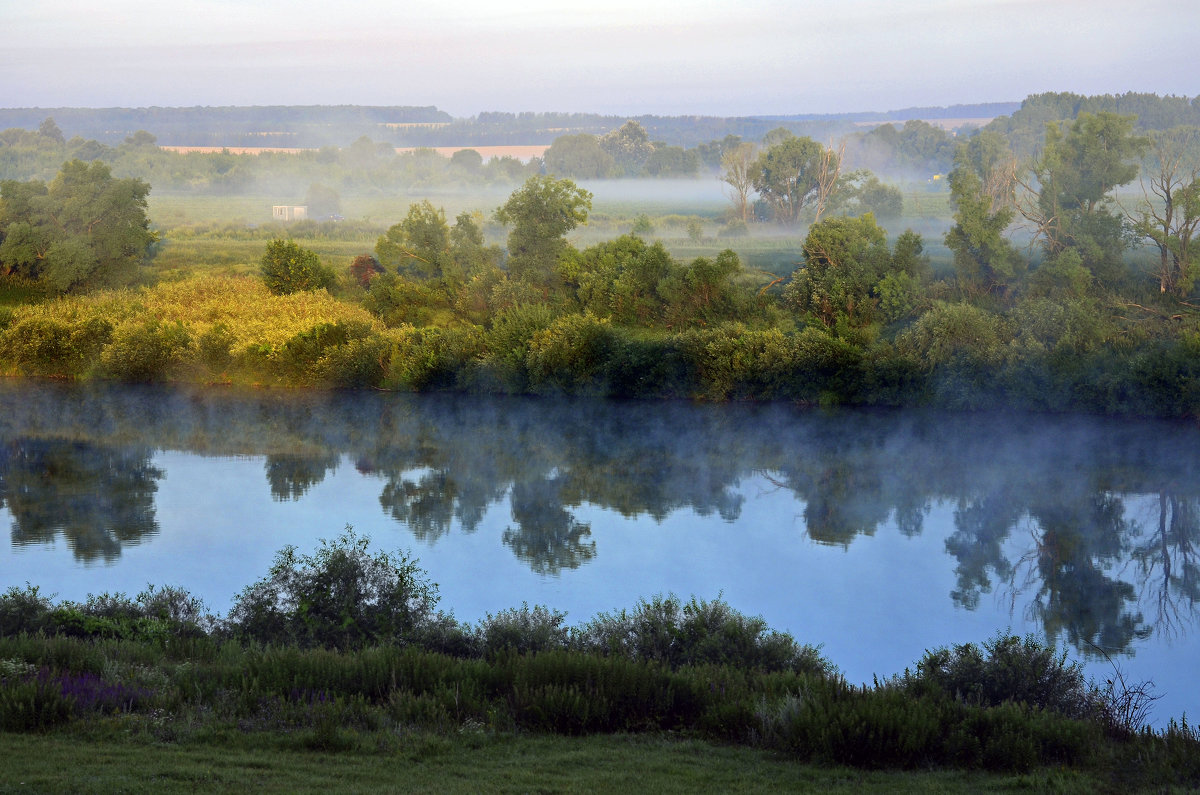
xmin=525 ymin=312 xmax=616 ymax=394
xmin=384 ymin=325 xmax=485 ymax=391
xmin=1 ymin=316 xmax=113 ymax=376
xmin=226 ymin=527 xmax=442 ymax=649
xmin=196 ymin=323 xmax=236 ymax=371
xmin=472 ymin=604 xmax=571 ymax=656
xmin=100 ymin=319 xmax=192 ymax=381
xmin=577 ymin=594 xmax=830 ymax=676
xmin=260 ymin=239 xmax=336 ymax=295
xmin=0 ymin=585 xmax=55 ymax=636
xmin=905 ymin=632 xmax=1102 ymax=721
xmin=0 ymin=670 xmax=75 ymax=731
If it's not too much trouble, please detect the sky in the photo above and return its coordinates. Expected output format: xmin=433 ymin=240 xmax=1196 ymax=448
xmin=3 ymin=0 xmax=1197 ymax=117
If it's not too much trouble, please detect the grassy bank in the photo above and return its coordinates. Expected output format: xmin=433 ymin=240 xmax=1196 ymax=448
xmin=0 ymin=732 xmax=1107 ymax=794
xmin=0 ymin=532 xmax=1197 ymax=790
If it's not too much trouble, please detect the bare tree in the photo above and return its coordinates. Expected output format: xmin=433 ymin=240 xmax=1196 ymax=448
xmin=1128 ymin=128 xmax=1200 ymax=296
xmin=812 ymin=140 xmax=845 ymax=224
xmin=719 ymin=142 xmax=758 ymax=222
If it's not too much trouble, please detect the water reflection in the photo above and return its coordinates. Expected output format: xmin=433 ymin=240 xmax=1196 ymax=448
xmin=0 ymin=438 xmax=161 ymax=562
xmin=1 ymin=380 xmax=1199 ymax=660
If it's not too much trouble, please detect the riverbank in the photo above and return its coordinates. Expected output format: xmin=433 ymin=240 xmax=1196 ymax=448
xmin=2 ymin=533 xmax=1198 ymax=790
xmin=2 ymin=274 xmax=1199 ymax=419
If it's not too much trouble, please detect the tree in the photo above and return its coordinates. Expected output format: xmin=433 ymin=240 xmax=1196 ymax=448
xmin=599 ymin=121 xmax=654 ymax=176
xmin=642 ymin=145 xmax=699 ymax=177
xmin=719 ymin=142 xmax=758 ymax=223
xmin=37 ymin=118 xmax=64 ymax=145
xmin=376 ymin=200 xmax=453 ymax=281
xmin=123 ymin=130 xmax=157 ymax=148
xmin=573 ymin=234 xmax=674 ymax=326
xmin=349 ymin=254 xmax=384 ymax=288
xmin=1130 ymin=127 xmax=1200 ymax=296
xmin=944 ymin=145 xmax=1026 ymax=299
xmin=1018 ymin=112 xmax=1147 ymax=284
xmin=260 ymin=239 xmax=335 ymax=295
xmin=543 ymin=134 xmax=614 ymax=179
xmin=783 ymin=214 xmax=903 ymax=329
xmin=751 ymin=134 xmax=827 ymax=225
xmin=494 ymin=175 xmax=592 ymax=293
xmin=659 ymin=250 xmax=745 ymax=328
xmin=449 ymin=148 xmax=483 ymax=174
xmin=450 ymin=210 xmax=501 ymax=275
xmin=0 ymin=160 xmax=155 ymax=293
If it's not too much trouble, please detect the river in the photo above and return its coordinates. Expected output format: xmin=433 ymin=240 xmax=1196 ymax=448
xmin=2 ymin=380 xmax=1197 ymax=725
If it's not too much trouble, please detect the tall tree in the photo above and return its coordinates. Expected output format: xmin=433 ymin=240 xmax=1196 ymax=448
xmin=719 ymin=142 xmax=758 ymax=222
xmin=1130 ymin=127 xmax=1200 ymax=296
xmin=598 ymin=121 xmax=654 ymax=176
xmin=494 ymin=175 xmax=592 ymax=294
xmin=1018 ymin=112 xmax=1147 ymax=285
xmin=376 ymin=200 xmax=454 ymax=281
xmin=751 ymin=134 xmax=826 ymax=225
xmin=0 ymin=160 xmax=154 ymax=293
xmin=944 ymin=143 xmax=1025 ymax=299
xmin=783 ymin=214 xmax=904 ymax=329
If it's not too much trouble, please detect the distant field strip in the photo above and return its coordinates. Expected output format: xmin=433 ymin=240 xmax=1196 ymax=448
xmin=160 ymin=145 xmax=550 ymax=161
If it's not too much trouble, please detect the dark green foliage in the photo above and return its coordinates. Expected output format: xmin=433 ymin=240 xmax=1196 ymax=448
xmin=576 ymin=594 xmax=829 ymax=676
xmin=226 ymin=527 xmax=441 ymax=649
xmin=904 ymin=633 xmax=1103 ymax=721
xmin=494 ymin=175 xmax=592 ymax=291
xmin=259 ymin=239 xmax=336 ymax=295
xmin=0 ymin=671 xmax=75 ymax=731
xmin=375 ymin=200 xmax=454 ymax=282
xmin=362 ymin=272 xmax=446 ymax=326
xmin=385 ymin=325 xmax=485 ymax=391
xmin=0 ymin=160 xmax=155 ymax=293
xmin=751 ymin=134 xmax=827 ymax=225
xmin=0 ymin=583 xmax=210 ymax=643
xmin=472 ymin=604 xmax=571 ymax=657
xmin=0 ymin=585 xmax=55 ymax=636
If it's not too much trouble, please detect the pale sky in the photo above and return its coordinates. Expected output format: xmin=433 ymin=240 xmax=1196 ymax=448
xmin=3 ymin=0 xmax=1196 ymax=117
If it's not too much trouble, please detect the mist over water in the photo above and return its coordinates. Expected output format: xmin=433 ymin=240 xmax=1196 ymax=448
xmin=1 ymin=380 xmax=1198 ymax=725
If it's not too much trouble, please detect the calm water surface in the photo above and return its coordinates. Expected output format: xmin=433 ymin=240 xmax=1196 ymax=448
xmin=2 ymin=381 xmax=1198 ymax=725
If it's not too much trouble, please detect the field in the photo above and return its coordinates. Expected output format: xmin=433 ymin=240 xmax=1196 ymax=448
xmin=146 ymin=187 xmax=956 ymax=283
xmin=160 ymin=145 xmax=550 ymax=161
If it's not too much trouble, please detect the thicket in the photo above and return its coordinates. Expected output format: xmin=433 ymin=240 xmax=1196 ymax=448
xmin=0 ymin=530 xmax=1195 ymax=783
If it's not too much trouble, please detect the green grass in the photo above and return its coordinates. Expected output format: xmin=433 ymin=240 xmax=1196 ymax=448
xmin=0 ymin=732 xmax=1103 ymax=794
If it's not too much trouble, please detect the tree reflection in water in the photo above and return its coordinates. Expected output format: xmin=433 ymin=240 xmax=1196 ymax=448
xmin=0 ymin=438 xmax=161 ymax=562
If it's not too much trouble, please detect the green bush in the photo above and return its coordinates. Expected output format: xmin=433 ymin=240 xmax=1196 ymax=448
xmin=100 ymin=320 xmax=192 ymax=382
xmin=385 ymin=325 xmax=485 ymax=391
xmin=525 ymin=312 xmax=616 ymax=394
xmin=905 ymin=632 xmax=1103 ymax=721
xmin=1 ymin=316 xmax=113 ymax=376
xmin=472 ymin=604 xmax=570 ymax=657
xmin=0 ymin=585 xmax=55 ymax=636
xmin=577 ymin=594 xmax=830 ymax=676
xmin=225 ymin=527 xmax=442 ymax=649
xmin=260 ymin=239 xmax=336 ymax=295
xmin=0 ymin=672 xmax=75 ymax=732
